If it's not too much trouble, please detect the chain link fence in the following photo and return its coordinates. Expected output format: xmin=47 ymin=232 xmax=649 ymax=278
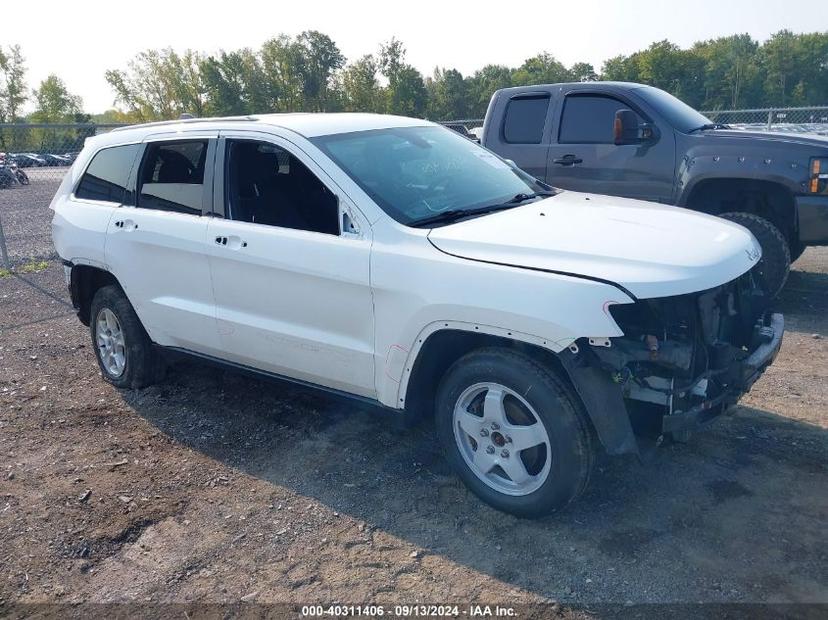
xmin=0 ymin=123 xmax=126 ymax=267
xmin=1 ymin=107 xmax=827 ymax=269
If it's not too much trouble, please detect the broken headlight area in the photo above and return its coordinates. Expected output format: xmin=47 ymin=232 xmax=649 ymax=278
xmin=590 ymin=271 xmax=780 ymax=437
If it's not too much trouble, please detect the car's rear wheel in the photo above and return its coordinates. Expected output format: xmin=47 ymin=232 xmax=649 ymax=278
xmin=90 ymin=285 xmax=161 ymax=389
xmin=720 ymin=212 xmax=790 ymax=297
xmin=435 ymin=348 xmax=594 ymax=518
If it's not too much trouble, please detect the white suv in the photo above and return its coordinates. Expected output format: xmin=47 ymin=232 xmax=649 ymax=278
xmin=51 ymin=114 xmax=783 ymax=516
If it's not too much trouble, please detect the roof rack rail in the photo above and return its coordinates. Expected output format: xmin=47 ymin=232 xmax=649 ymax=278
xmin=110 ymin=115 xmax=259 ymax=132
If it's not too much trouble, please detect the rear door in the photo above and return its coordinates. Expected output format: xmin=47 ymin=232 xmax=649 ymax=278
xmin=489 ymin=92 xmax=552 ymax=181
xmin=207 ymin=131 xmax=376 ymax=397
xmin=104 ymin=133 xmax=223 ymax=355
xmin=546 ymin=91 xmax=675 ymax=201
xmin=55 ymin=143 xmax=141 ymax=269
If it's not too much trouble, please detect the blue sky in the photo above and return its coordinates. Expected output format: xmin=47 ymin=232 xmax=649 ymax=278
xmin=13 ymin=0 xmax=828 ymax=113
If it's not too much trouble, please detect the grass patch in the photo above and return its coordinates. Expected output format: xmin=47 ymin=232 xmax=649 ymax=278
xmin=0 ymin=261 xmax=49 ymax=277
xmin=18 ymin=260 xmax=49 ymax=274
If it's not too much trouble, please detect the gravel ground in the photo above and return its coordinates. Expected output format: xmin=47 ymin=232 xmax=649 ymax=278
xmin=0 ymin=248 xmax=825 ymax=616
xmin=0 ymin=169 xmax=64 ymax=265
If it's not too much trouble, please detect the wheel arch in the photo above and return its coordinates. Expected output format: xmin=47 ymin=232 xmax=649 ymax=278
xmin=399 ymin=325 xmax=638 ymax=456
xmin=69 ymin=264 xmax=123 ymax=326
xmin=680 ymin=176 xmax=798 ymax=242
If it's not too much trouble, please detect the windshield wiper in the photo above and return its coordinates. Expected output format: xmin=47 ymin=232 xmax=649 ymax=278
xmin=504 ymin=190 xmax=557 ymax=204
xmin=408 ymin=191 xmax=557 ymax=228
xmin=408 ymin=205 xmax=514 ymax=228
xmin=688 ymin=122 xmax=730 ymax=133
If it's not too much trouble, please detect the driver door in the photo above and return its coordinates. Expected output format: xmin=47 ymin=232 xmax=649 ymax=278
xmin=546 ymin=92 xmax=675 ymax=202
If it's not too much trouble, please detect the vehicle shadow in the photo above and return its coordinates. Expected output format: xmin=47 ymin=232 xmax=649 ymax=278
xmin=122 ymin=361 xmax=828 ymax=604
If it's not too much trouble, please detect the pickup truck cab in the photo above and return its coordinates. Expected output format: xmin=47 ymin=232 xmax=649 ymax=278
xmin=52 ymin=113 xmax=783 ymax=517
xmin=481 ymin=82 xmax=828 ymax=297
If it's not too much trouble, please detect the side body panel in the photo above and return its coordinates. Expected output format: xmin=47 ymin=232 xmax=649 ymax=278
xmin=103 ymin=134 xmax=223 ymax=355
xmin=51 ymin=144 xmax=140 ymax=270
xmin=368 ymin=220 xmax=634 ymax=408
xmin=207 ymin=130 xmax=376 ymax=397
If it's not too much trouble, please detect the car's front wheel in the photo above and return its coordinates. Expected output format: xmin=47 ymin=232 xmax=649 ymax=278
xmin=435 ymin=348 xmax=594 ymax=518
xmin=89 ymin=285 xmax=161 ymax=389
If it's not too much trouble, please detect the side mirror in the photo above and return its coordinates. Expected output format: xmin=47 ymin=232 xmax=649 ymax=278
xmin=613 ymin=109 xmax=655 ymax=146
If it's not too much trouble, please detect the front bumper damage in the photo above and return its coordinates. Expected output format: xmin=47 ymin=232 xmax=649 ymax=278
xmin=559 ymin=271 xmax=784 ymax=455
xmin=660 ymin=312 xmax=783 ymax=434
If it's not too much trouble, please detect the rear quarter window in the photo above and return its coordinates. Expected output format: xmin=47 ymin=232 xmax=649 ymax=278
xmin=75 ymin=144 xmax=141 ymax=203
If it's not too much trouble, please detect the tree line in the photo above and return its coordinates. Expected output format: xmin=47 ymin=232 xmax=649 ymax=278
xmin=1 ymin=29 xmax=827 ymax=128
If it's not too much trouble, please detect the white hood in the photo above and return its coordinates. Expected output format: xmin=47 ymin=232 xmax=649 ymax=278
xmin=427 ymin=191 xmax=762 ymax=299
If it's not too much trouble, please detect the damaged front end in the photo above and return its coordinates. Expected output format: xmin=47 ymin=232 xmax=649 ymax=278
xmin=563 ymin=271 xmax=784 ymax=454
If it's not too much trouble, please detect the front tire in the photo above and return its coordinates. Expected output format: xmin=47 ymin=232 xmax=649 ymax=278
xmin=89 ymin=285 xmax=160 ymax=389
xmin=720 ymin=212 xmax=790 ymax=297
xmin=435 ymin=348 xmax=594 ymax=518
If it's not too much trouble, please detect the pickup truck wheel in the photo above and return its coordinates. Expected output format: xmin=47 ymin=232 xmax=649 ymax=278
xmin=435 ymin=348 xmax=594 ymax=518
xmin=89 ymin=285 xmax=160 ymax=389
xmin=719 ymin=212 xmax=790 ymax=297
xmin=790 ymin=241 xmax=806 ymax=263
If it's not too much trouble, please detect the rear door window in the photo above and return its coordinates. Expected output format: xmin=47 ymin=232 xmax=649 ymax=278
xmin=503 ymin=95 xmax=550 ymax=144
xmin=138 ymin=141 xmax=208 ymax=215
xmin=558 ymin=95 xmax=643 ymax=144
xmin=75 ymin=144 xmax=141 ymax=203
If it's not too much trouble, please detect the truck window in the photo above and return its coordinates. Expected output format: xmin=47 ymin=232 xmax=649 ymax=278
xmin=559 ymin=95 xmax=642 ymax=144
xmin=503 ymin=95 xmax=550 ymax=144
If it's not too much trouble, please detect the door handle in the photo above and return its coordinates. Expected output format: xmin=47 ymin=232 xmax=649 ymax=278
xmin=215 ymin=235 xmax=247 ymax=249
xmin=552 ymin=154 xmax=583 ymax=166
xmin=114 ymin=219 xmax=138 ymax=231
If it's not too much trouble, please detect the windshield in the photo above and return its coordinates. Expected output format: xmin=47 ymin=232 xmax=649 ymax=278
xmin=634 ymin=86 xmax=712 ymax=133
xmin=312 ymin=125 xmax=551 ymax=226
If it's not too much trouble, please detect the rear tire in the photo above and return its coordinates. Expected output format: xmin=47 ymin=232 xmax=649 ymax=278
xmin=720 ymin=212 xmax=790 ymax=297
xmin=89 ymin=285 xmax=161 ymax=389
xmin=435 ymin=347 xmax=594 ymax=518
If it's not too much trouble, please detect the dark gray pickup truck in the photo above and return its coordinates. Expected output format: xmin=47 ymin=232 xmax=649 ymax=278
xmin=481 ymin=82 xmax=828 ymax=296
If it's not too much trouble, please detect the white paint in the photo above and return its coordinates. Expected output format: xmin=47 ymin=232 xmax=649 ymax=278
xmin=52 ymin=114 xmax=762 ymax=410
xmin=428 ymin=192 xmax=761 ymax=299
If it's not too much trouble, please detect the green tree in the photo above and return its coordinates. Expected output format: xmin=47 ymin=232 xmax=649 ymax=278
xmin=30 ymin=75 xmax=84 ymax=122
xmin=633 ymin=40 xmax=705 ymax=107
xmin=259 ymin=35 xmax=305 ymax=111
xmin=296 ymin=30 xmax=345 ymax=111
xmin=466 ymin=64 xmax=513 ymax=117
xmin=693 ymin=35 xmax=761 ymax=109
xmin=106 ymin=48 xmax=205 ymax=121
xmin=342 ymin=54 xmax=384 ymax=112
xmin=200 ymin=49 xmax=268 ymax=116
xmin=379 ymin=38 xmax=427 ymax=116
xmin=28 ymin=75 xmax=88 ymax=152
xmin=760 ymin=30 xmax=828 ymax=106
xmin=601 ymin=54 xmax=639 ymax=82
xmin=512 ymin=52 xmax=571 ymax=86
xmin=570 ymin=62 xmax=598 ymax=82
xmin=426 ymin=68 xmax=469 ymax=119
xmin=0 ymin=45 xmax=28 ymax=122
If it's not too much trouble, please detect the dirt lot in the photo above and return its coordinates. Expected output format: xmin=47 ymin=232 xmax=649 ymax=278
xmin=0 ymin=235 xmax=826 ymax=614
xmin=0 ymin=169 xmax=64 ymax=265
